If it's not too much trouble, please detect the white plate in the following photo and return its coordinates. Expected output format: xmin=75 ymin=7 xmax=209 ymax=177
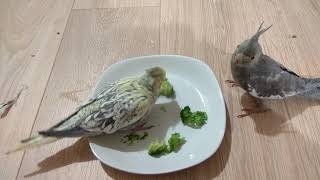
xmin=89 ymin=55 xmax=226 ymax=174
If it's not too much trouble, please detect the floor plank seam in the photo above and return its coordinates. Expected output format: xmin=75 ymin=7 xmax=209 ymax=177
xmin=159 ymin=0 xmax=162 ymax=54
xmin=72 ymin=5 xmax=160 ymax=11
xmin=14 ymin=0 xmax=76 ymax=179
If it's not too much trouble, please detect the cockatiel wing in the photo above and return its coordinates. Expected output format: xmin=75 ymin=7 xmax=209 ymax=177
xmin=7 ymin=67 xmax=166 ymax=154
xmin=246 ymin=55 xmax=317 ymax=99
xmin=39 ymin=78 xmax=153 ymax=137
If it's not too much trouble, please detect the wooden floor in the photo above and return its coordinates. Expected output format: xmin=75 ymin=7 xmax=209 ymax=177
xmin=1 ymin=0 xmax=320 ymax=179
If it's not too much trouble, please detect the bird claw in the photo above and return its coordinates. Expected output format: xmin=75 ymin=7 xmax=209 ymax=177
xmin=237 ymin=113 xmax=250 ymax=118
xmin=130 ymin=122 xmax=154 ymax=133
xmin=237 ymin=107 xmax=271 ymax=118
xmin=225 ymin=80 xmax=236 ymax=83
xmin=225 ymin=80 xmax=239 ymax=87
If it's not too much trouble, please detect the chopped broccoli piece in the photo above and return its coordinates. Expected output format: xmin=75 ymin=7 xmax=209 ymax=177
xmin=127 ymin=134 xmax=141 ymax=144
xmin=160 ymin=78 xmax=175 ymax=98
xmin=180 ymin=106 xmax=208 ymax=128
xmin=140 ymin=132 xmax=148 ymax=140
xmin=148 ymin=141 xmax=169 ymax=156
xmin=168 ymin=133 xmax=186 ymax=152
xmin=148 ymin=133 xmax=186 ymax=157
xmin=121 ymin=132 xmax=148 ymax=145
xmin=160 ymin=105 xmax=167 ymax=112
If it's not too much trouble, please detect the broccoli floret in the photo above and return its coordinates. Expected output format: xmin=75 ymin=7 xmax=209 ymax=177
xmin=148 ymin=141 xmax=169 ymax=156
xmin=180 ymin=106 xmax=208 ymax=128
xmin=160 ymin=78 xmax=175 ymax=98
xmin=148 ymin=133 xmax=186 ymax=157
xmin=168 ymin=133 xmax=186 ymax=152
xmin=180 ymin=106 xmax=192 ymax=121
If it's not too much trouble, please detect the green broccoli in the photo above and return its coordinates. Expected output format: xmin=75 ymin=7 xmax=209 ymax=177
xmin=148 ymin=133 xmax=185 ymax=157
xmin=160 ymin=78 xmax=175 ymax=98
xmin=121 ymin=132 xmax=148 ymax=145
xmin=148 ymin=141 xmax=169 ymax=156
xmin=180 ymin=106 xmax=208 ymax=128
xmin=159 ymin=105 xmax=167 ymax=112
xmin=168 ymin=133 xmax=186 ymax=152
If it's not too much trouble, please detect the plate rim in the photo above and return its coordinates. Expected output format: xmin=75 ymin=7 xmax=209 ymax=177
xmin=88 ymin=54 xmax=226 ymax=175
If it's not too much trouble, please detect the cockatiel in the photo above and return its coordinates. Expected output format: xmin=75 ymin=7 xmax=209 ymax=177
xmin=228 ymin=22 xmax=320 ymax=117
xmin=7 ymin=67 xmax=166 ymax=154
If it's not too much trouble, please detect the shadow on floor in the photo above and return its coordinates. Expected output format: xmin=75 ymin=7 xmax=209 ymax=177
xmin=24 ymin=138 xmax=95 ymax=177
xmin=239 ymin=93 xmax=320 ymax=136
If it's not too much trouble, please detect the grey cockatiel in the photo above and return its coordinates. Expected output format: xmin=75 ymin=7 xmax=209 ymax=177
xmin=228 ymin=22 xmax=320 ymax=116
xmin=7 ymin=67 xmax=166 ymax=154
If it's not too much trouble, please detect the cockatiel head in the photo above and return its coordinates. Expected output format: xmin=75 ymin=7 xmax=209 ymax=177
xmin=233 ymin=22 xmax=272 ymax=64
xmin=142 ymin=66 xmax=166 ymax=95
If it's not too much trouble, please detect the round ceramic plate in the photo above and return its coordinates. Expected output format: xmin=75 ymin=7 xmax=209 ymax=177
xmin=88 ymin=55 xmax=226 ymax=174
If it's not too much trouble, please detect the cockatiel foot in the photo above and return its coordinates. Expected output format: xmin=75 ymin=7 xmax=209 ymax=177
xmin=237 ymin=107 xmax=271 ymax=118
xmin=225 ymin=80 xmax=240 ymax=87
xmin=129 ymin=122 xmax=154 ymax=133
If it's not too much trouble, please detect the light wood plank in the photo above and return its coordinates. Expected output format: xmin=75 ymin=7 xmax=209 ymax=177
xmin=16 ymin=7 xmax=160 ymax=180
xmin=160 ymin=0 xmax=320 ymax=179
xmin=73 ymin=0 xmax=160 ymax=9
xmin=4 ymin=0 xmax=320 ymax=179
xmin=0 ymin=0 xmax=74 ymax=180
